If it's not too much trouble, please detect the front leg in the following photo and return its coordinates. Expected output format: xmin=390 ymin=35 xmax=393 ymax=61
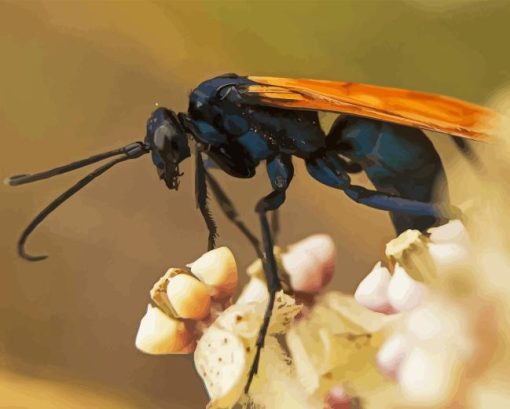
xmin=204 ymin=168 xmax=263 ymax=259
xmin=245 ymin=154 xmax=293 ymax=393
xmin=195 ymin=151 xmax=217 ymax=250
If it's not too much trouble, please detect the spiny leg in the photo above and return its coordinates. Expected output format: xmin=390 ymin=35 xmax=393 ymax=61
xmin=195 ymin=152 xmax=217 ymax=250
xmin=204 ymin=169 xmax=263 ymax=259
xmin=245 ymin=154 xmax=293 ymax=393
xmin=184 ymin=115 xmax=261 ymax=252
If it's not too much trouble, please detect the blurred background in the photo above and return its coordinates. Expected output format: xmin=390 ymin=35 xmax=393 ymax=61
xmin=1 ymin=1 xmax=509 ymax=408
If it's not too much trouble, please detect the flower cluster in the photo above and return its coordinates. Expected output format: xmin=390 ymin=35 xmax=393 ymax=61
xmin=135 ymin=247 xmax=238 ymax=355
xmin=135 ymin=221 xmax=509 ymax=409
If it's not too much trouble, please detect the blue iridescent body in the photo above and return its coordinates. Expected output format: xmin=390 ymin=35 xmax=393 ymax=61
xmin=8 ymin=72 xmax=463 ymax=396
xmin=183 ymin=73 xmax=449 ymax=233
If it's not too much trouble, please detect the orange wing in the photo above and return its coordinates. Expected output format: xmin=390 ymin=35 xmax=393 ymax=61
xmin=245 ymin=76 xmax=500 ymax=142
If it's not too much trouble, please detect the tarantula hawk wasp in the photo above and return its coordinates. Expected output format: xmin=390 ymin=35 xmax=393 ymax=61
xmin=6 ymin=73 xmax=498 ymax=393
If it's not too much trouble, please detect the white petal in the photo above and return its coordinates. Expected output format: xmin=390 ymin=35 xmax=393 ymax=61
xmin=376 ymin=334 xmax=409 ymax=379
xmin=398 ymin=347 xmax=460 ymax=405
xmin=282 ymin=249 xmax=323 ymax=293
xmin=354 ymin=262 xmax=394 ymax=313
xmin=194 ymin=326 xmax=247 ymax=408
xmin=135 ymin=305 xmax=194 ymax=354
xmin=406 ymin=304 xmax=444 ymax=343
xmin=428 ymin=219 xmax=469 ymax=247
xmin=283 ymin=234 xmax=336 ymax=293
xmin=236 ymin=277 xmax=268 ymax=305
xmin=405 ymin=302 xmax=474 ymax=357
xmin=293 ymin=234 xmax=336 ymax=279
xmin=287 ymin=234 xmax=336 ymax=265
xmin=190 ymin=247 xmax=238 ymax=299
xmin=388 ymin=264 xmax=426 ymax=312
xmin=427 ymin=242 xmax=470 ymax=273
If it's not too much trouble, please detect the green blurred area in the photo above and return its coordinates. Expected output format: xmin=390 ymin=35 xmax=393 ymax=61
xmin=0 ymin=1 xmax=508 ymax=408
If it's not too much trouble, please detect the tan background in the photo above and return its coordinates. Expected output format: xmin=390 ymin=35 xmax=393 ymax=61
xmin=1 ymin=1 xmax=509 ymax=408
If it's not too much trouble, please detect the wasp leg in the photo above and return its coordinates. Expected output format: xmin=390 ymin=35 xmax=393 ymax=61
xmin=203 ymin=158 xmax=220 ymax=170
xmin=306 ymin=151 xmax=351 ymax=189
xmin=245 ymin=154 xmax=293 ymax=394
xmin=339 ymin=157 xmax=363 ymax=173
xmin=306 ymin=151 xmax=460 ymax=233
xmin=343 ymin=185 xmax=461 ymax=220
xmin=204 ymin=169 xmax=263 ymax=259
xmin=271 ymin=209 xmax=280 ymax=242
xmin=195 ymin=152 xmax=218 ymax=251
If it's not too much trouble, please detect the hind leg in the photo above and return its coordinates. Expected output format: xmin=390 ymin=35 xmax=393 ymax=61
xmin=343 ymin=185 xmax=460 ymax=221
xmin=326 ymin=116 xmax=456 ymax=232
xmin=306 ymin=152 xmax=460 ymax=229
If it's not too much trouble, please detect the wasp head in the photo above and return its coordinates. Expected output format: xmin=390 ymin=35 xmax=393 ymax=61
xmin=146 ymin=107 xmax=190 ymax=190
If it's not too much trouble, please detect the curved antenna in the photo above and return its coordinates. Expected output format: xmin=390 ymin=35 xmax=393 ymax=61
xmin=17 ymin=143 xmax=149 ymax=261
xmin=5 ymin=142 xmax=146 ymax=186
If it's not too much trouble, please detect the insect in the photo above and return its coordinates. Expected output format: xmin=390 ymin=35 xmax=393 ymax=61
xmin=6 ymin=73 xmax=498 ymax=393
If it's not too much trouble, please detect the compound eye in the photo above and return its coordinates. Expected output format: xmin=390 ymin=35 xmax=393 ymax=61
xmin=153 ymin=126 xmax=167 ymax=150
xmin=154 ymin=124 xmax=180 ymax=161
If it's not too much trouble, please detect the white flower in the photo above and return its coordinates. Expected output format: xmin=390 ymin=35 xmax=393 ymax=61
xmin=355 ymin=261 xmax=426 ymax=314
xmin=353 ymin=219 xmax=509 ymax=407
xmin=387 ymin=264 xmax=426 ymax=312
xmin=282 ymin=234 xmax=336 ymax=293
xmin=376 ymin=334 xmax=409 ymax=379
xmin=354 ymin=262 xmax=393 ymax=313
xmin=194 ymin=290 xmax=301 ymax=409
xmin=355 ymin=220 xmax=471 ymax=316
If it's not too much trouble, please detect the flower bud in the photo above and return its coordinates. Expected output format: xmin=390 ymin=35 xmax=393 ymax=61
xmin=428 ymin=219 xmax=469 ymax=247
xmin=236 ymin=277 xmax=268 ymax=305
xmin=354 ymin=261 xmax=393 ymax=313
xmin=282 ymin=234 xmax=336 ymax=293
xmin=376 ymin=334 xmax=409 ymax=379
xmin=166 ymin=274 xmax=211 ymax=320
xmin=324 ymin=386 xmax=352 ymax=409
xmin=387 ymin=264 xmax=426 ymax=312
xmin=398 ymin=347 xmax=461 ymax=405
xmin=190 ymin=247 xmax=238 ymax=299
xmin=135 ymin=305 xmax=195 ymax=354
xmin=427 ymin=242 xmax=470 ymax=273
